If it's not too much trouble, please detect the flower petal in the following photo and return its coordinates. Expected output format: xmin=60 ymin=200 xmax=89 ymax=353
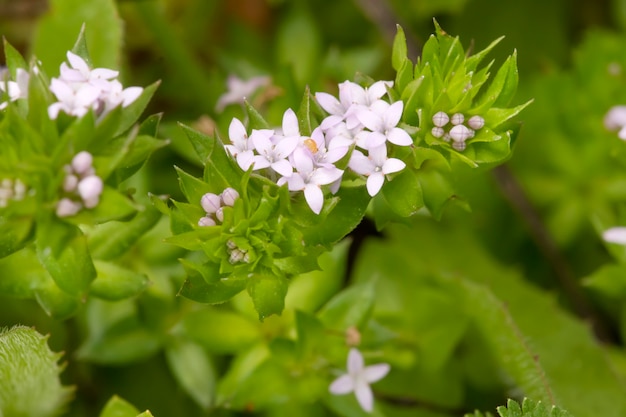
xmin=304 ymin=183 xmax=324 ymax=214
xmin=382 ymin=158 xmax=406 ymax=175
xmin=366 ymin=172 xmax=385 ymax=196
xmin=354 ymin=381 xmax=374 ymax=412
xmin=603 ymin=227 xmax=626 ymax=244
xmin=329 ymin=374 xmax=354 ymax=395
xmin=387 ymin=127 xmax=413 ymax=146
xmin=383 ymin=100 xmax=404 ymax=128
xmin=348 ymin=151 xmax=374 ymax=176
xmin=316 ymin=92 xmax=343 ymax=115
xmin=363 ymin=363 xmax=390 ymax=383
xmin=282 ymin=108 xmax=300 ymax=137
xmin=271 ymin=159 xmax=294 ymax=177
xmin=347 ymin=348 xmax=364 ymax=374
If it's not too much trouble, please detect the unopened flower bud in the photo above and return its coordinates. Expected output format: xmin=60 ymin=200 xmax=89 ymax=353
xmin=63 ymin=174 xmax=79 ymax=192
xmin=56 ymin=198 xmax=82 ymax=217
xmin=229 ymin=248 xmax=245 ymax=264
xmin=77 ymin=175 xmax=104 ymax=203
xmin=431 ymin=127 xmax=445 ymax=138
xmin=198 ymin=216 xmax=216 ymax=227
xmin=449 ymin=125 xmax=473 ymax=142
xmin=71 ymin=151 xmax=94 ymax=176
xmin=220 ymin=187 xmax=239 ymax=206
xmin=432 ymin=111 xmax=449 ymax=127
xmin=215 ymin=207 xmax=224 ymax=223
xmin=468 ymin=115 xmax=485 ymax=130
xmin=450 ymin=113 xmax=464 ymax=125
xmin=452 ymin=141 xmax=467 ymax=151
xmin=201 ymin=192 xmax=221 ymax=214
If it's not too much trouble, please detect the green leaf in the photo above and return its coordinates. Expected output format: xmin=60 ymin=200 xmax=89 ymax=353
xmin=317 ymin=281 xmax=375 ymax=331
xmin=165 ymin=339 xmax=216 ymax=409
xmin=246 ymin=273 xmax=289 ymax=320
xmin=0 ymin=248 xmax=48 ymax=298
xmin=3 ymin=38 xmax=28 ymax=75
xmin=392 ymin=24 xmax=408 ymax=72
xmin=245 ymin=100 xmax=271 ymax=130
xmin=175 ymin=166 xmax=212 ymax=206
xmin=34 ymin=280 xmax=82 ymax=319
xmin=466 ymin=398 xmax=574 ymax=417
xmin=583 ymin=264 xmax=626 ymax=301
xmin=382 ymin=169 xmax=423 ymax=217
xmin=36 ymin=218 xmax=96 ymax=296
xmin=90 ymin=261 xmax=149 ymax=301
xmin=297 ymin=86 xmax=313 ymax=136
xmin=0 ymin=215 xmax=33 ymax=259
xmin=485 ymin=100 xmax=534 ymax=129
xmin=99 ymin=396 xmax=140 ymax=417
xmin=181 ymin=308 xmax=262 ymax=354
xmin=32 ymin=0 xmax=123 ymax=75
xmin=67 ymin=187 xmax=137 ymax=225
xmin=0 ymin=327 xmax=72 ymax=417
xmin=88 ymin=203 xmax=162 ymax=260
xmin=416 ymin=158 xmax=464 ymax=219
xmin=113 ymin=81 xmax=161 ymax=137
xmin=178 ymin=262 xmax=247 ymax=304
xmin=395 ymin=58 xmax=414 ymax=95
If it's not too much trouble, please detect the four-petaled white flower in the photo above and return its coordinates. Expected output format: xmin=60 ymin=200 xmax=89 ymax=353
xmin=329 ymin=348 xmax=390 ymax=413
xmin=0 ymin=68 xmax=30 ymax=110
xmin=349 ymin=145 xmax=406 ymax=197
xmin=355 ymin=100 xmax=413 ymax=149
xmin=279 ymin=147 xmax=343 ymax=214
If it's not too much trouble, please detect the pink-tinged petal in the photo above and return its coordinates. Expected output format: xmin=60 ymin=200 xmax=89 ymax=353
xmin=274 ymin=136 xmax=299 ymax=158
xmin=50 ymin=78 xmax=74 ymax=102
xmin=387 ymin=127 xmax=413 ymax=146
xmin=316 ymin=92 xmax=344 ymax=115
xmin=383 ymin=100 xmax=404 ymax=128
xmin=0 ymin=101 xmax=8 ymax=110
xmin=603 ymin=227 xmax=626 ymax=244
xmin=48 ymin=103 xmax=64 ymax=119
xmin=347 ymin=83 xmax=367 ymax=105
xmin=368 ymin=145 xmax=388 ymax=166
xmin=347 ymin=348 xmax=364 ymax=374
xmin=304 ymin=183 xmax=324 ymax=214
xmin=367 ymin=80 xmax=392 ymax=102
xmin=363 ymin=363 xmax=390 ymax=383
xmin=56 ymin=197 xmax=82 ymax=217
xmin=354 ymin=382 xmax=374 ymax=412
xmin=15 ymin=69 xmax=29 ymax=96
xmin=252 ymin=155 xmax=271 ymax=170
xmin=311 ymin=166 xmax=343 ymax=186
xmin=91 ymin=68 xmax=119 ymax=80
xmin=66 ymin=51 xmax=89 ymax=73
xmin=382 ymin=158 xmax=406 ymax=175
xmin=324 ymin=146 xmax=349 ymax=164
xmin=121 ymin=86 xmax=143 ymax=106
xmin=348 ymin=151 xmax=374 ymax=175
xmin=237 ymin=150 xmax=255 ymax=171
xmin=59 ymin=63 xmax=84 ymax=82
xmin=224 ymin=144 xmax=237 ymax=157
xmin=229 ymin=118 xmax=248 ymax=146
xmin=320 ymin=114 xmax=343 ymax=131
xmin=356 ymin=108 xmax=384 ymax=133
xmin=366 ymin=172 xmax=385 ymax=196
xmin=329 ymin=374 xmax=354 ymax=395
xmin=292 ymin=147 xmax=315 ymax=174
xmin=605 ymin=105 xmax=626 ymax=130
xmin=329 ymin=178 xmax=341 ymax=194
xmin=338 ymin=80 xmax=358 ymax=106
xmin=252 ymin=132 xmax=274 ymax=154
xmin=285 ymin=173 xmax=305 ymax=191
xmin=77 ymin=175 xmax=103 ymax=201
xmin=201 ymin=193 xmax=221 ymax=214
xmin=363 ymin=132 xmax=387 ymax=150
xmin=271 ymin=159 xmax=294 ymax=177
xmin=75 ymin=85 xmax=100 ymax=107
xmin=619 ymin=126 xmax=626 ymax=141
xmin=282 ymin=108 xmax=300 ymax=137
xmin=71 ymin=151 xmax=93 ymax=175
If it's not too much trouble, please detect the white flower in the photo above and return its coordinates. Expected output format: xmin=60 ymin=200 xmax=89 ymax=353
xmin=77 ymin=175 xmax=104 ymax=208
xmin=279 ymin=147 xmax=343 ymax=214
xmin=251 ymin=109 xmax=301 ymax=177
xmin=602 ymin=227 xmax=626 ymax=244
xmin=215 ymin=74 xmax=270 ymax=112
xmin=48 ymin=77 xmax=100 ymax=119
xmin=224 ymin=117 xmax=259 ymax=171
xmin=60 ymin=51 xmax=119 ymax=84
xmin=304 ymin=127 xmax=350 ymax=167
xmin=349 ymin=145 xmax=406 ymax=197
xmin=0 ymin=68 xmax=29 ymax=110
xmin=355 ymin=100 xmax=412 ymax=149
xmin=329 ymin=348 xmax=390 ymax=413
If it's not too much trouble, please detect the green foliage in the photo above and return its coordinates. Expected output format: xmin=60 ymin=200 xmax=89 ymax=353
xmin=467 ymin=398 xmax=574 ymax=417
xmin=0 ymin=326 xmax=72 ymax=417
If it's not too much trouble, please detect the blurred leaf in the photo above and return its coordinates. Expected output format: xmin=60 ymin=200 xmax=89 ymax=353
xmin=0 ymin=216 xmax=33 ymax=259
xmin=181 ymin=307 xmax=261 ymax=354
xmin=382 ymin=169 xmax=424 ymax=217
xmin=34 ymin=280 xmax=81 ymax=319
xmin=3 ymin=39 xmax=27 ymax=75
xmin=90 ymin=260 xmax=150 ymax=301
xmin=165 ymin=339 xmax=216 ymax=409
xmin=99 ymin=396 xmax=140 ymax=417
xmin=317 ymin=281 xmax=375 ymax=331
xmin=32 ymin=0 xmax=122 ymax=74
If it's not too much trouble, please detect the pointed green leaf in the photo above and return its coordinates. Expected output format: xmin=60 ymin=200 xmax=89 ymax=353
xmin=297 ymin=86 xmax=313 ymax=136
xmin=245 ymin=99 xmax=270 ymax=130
xmin=99 ymin=396 xmax=140 ymax=417
xmin=90 ymin=261 xmax=149 ymax=300
xmin=317 ymin=281 xmax=375 ymax=331
xmin=178 ymin=261 xmax=247 ymax=304
xmin=382 ymin=169 xmax=423 ymax=217
xmin=247 ymin=273 xmax=289 ymax=320
xmin=3 ymin=39 xmax=28 ymax=75
xmin=392 ymin=24 xmax=408 ymax=72
xmin=34 ymin=280 xmax=81 ymax=319
xmin=165 ymin=339 xmax=216 ymax=409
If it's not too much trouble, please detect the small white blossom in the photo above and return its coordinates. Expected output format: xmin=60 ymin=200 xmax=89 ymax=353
xmin=56 ymin=197 xmax=82 ymax=218
xmin=603 ymin=227 xmax=626 ymax=245
xmin=77 ymin=175 xmax=104 ymax=208
xmin=355 ymin=100 xmax=412 ymax=149
xmin=349 ymin=145 xmax=406 ymax=197
xmin=329 ymin=348 xmax=390 ymax=413
xmin=604 ymin=105 xmax=626 ymax=140
xmin=0 ymin=68 xmax=29 ymax=110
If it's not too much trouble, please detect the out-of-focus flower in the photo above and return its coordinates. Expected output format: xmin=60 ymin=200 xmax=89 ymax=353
xmin=0 ymin=68 xmax=30 ymax=110
xmin=215 ymin=74 xmax=270 ymax=112
xmin=602 ymin=227 xmax=626 ymax=244
xmin=604 ymin=105 xmax=626 ymax=140
xmin=329 ymin=348 xmax=390 ymax=413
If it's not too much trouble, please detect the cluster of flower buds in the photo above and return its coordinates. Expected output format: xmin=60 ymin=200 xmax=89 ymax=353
xmin=224 ymin=80 xmax=412 ymax=214
xmin=0 ymin=68 xmax=29 ymax=110
xmin=431 ymin=111 xmax=485 ymax=151
xmin=0 ymin=178 xmax=26 ymax=208
xmin=198 ymin=187 xmax=240 ymax=227
xmin=56 ymin=151 xmax=104 ymax=217
xmin=48 ymin=51 xmax=143 ymax=120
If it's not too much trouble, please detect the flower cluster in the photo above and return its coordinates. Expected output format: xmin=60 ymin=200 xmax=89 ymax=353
xmin=604 ymin=105 xmax=626 ymax=140
xmin=224 ymin=80 xmax=413 ymax=213
xmin=0 ymin=68 xmax=29 ymax=110
xmin=198 ymin=187 xmax=240 ymax=227
xmin=0 ymin=178 xmax=26 ymax=208
xmin=48 ymin=51 xmax=143 ymax=120
xmin=329 ymin=348 xmax=390 ymax=413
xmin=56 ymin=151 xmax=103 ymax=217
xmin=431 ymin=111 xmax=485 ymax=151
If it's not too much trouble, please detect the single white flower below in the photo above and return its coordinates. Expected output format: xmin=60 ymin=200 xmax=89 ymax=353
xmin=329 ymin=348 xmax=390 ymax=413
xmin=602 ymin=227 xmax=626 ymax=245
